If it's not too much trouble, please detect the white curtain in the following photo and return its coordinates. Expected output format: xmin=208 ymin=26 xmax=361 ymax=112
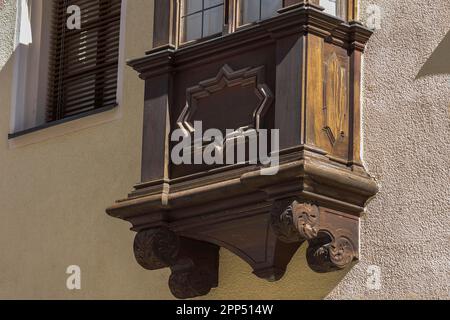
xmin=17 ymin=0 xmax=32 ymax=45
xmin=320 ymin=0 xmax=337 ymax=17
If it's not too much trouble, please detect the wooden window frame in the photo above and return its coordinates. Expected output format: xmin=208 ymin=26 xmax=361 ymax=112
xmin=178 ymin=0 xmax=227 ymax=45
xmin=157 ymin=0 xmax=358 ymax=49
xmin=177 ymin=0 xmax=285 ymax=46
xmin=309 ymin=0 xmax=357 ymax=20
xmin=233 ymin=0 xmax=284 ymax=30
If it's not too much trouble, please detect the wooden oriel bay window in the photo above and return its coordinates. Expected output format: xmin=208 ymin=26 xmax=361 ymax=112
xmin=46 ymin=0 xmax=122 ymax=122
xmin=108 ymin=0 xmax=377 ymax=299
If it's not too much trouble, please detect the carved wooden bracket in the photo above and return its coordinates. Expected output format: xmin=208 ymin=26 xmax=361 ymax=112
xmin=271 ymin=200 xmax=358 ymax=272
xmin=107 ymin=3 xmax=377 ymax=299
xmin=133 ymin=228 xmax=219 ymax=299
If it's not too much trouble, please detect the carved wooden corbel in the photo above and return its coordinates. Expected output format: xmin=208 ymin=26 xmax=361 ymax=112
xmin=271 ymin=199 xmax=358 ymax=272
xmin=134 ymin=228 xmax=219 ymax=299
xmin=307 ymin=233 xmax=356 ymax=273
xmin=271 ymin=200 xmax=320 ymax=242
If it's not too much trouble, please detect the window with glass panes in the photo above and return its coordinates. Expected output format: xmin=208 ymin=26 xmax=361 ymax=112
xmin=179 ymin=0 xmax=350 ymax=45
xmin=180 ymin=0 xmax=225 ymax=43
xmin=319 ymin=0 xmax=347 ymax=19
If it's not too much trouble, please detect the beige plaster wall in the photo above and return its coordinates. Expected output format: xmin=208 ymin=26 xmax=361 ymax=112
xmin=0 ymin=0 xmax=15 ymax=68
xmin=0 ymin=0 xmax=448 ymax=299
xmin=327 ymin=0 xmax=450 ymax=300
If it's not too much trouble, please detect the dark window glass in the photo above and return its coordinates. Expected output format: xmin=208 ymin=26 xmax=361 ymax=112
xmin=239 ymin=0 xmax=282 ymax=26
xmin=181 ymin=0 xmax=224 ymax=43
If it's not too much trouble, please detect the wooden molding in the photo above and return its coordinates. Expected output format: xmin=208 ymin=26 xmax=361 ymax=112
xmin=177 ymin=64 xmax=273 ymax=134
xmin=109 ymin=4 xmax=376 ymax=299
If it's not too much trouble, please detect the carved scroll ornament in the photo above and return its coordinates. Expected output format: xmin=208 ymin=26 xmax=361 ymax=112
xmin=134 ymin=228 xmax=219 ymax=299
xmin=271 ymin=199 xmax=357 ymax=273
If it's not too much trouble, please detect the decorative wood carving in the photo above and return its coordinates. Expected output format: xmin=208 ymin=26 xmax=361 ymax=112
xmin=271 ymin=199 xmax=320 ymax=242
xmin=271 ymin=199 xmax=357 ymax=272
xmin=134 ymin=228 xmax=219 ymax=299
xmin=108 ymin=3 xmax=377 ymax=299
xmin=178 ymin=64 xmax=274 ymax=135
xmin=323 ymin=52 xmax=347 ymax=146
xmin=307 ymin=234 xmax=356 ymax=273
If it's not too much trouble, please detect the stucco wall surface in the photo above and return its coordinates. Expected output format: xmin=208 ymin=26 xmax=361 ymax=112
xmin=0 ymin=0 xmax=15 ymax=68
xmin=0 ymin=0 xmax=448 ymax=299
xmin=327 ymin=0 xmax=450 ymax=300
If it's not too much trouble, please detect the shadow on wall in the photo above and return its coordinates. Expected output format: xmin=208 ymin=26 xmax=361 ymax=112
xmin=416 ymin=30 xmax=450 ymax=79
xmin=206 ymin=244 xmax=351 ymax=300
xmin=0 ymin=49 xmax=16 ymax=141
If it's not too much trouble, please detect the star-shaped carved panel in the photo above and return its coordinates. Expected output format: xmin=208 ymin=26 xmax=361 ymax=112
xmin=177 ymin=64 xmax=274 ymax=137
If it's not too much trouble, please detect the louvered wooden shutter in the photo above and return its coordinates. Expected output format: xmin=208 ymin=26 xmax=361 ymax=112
xmin=46 ymin=0 xmax=122 ymax=122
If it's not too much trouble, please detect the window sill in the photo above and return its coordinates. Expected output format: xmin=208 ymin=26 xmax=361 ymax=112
xmin=8 ymin=104 xmax=120 ymax=148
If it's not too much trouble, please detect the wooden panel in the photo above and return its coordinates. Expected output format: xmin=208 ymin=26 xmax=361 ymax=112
xmin=305 ymin=34 xmax=324 ymax=148
xmin=153 ymin=0 xmax=175 ymax=48
xmin=305 ymin=35 xmax=350 ymax=161
xmin=141 ymin=75 xmax=171 ymax=182
xmin=179 ymin=64 xmax=272 ymax=135
xmin=170 ymin=45 xmax=276 ymax=178
xmin=275 ymin=34 xmax=305 ymax=148
xmin=322 ymin=43 xmax=349 ymax=160
xmin=349 ymin=49 xmax=362 ymax=166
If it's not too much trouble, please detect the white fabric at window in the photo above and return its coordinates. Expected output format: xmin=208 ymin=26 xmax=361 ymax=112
xmin=10 ymin=0 xmax=50 ymax=133
xmin=17 ymin=0 xmax=32 ymax=46
xmin=320 ymin=0 xmax=347 ymax=19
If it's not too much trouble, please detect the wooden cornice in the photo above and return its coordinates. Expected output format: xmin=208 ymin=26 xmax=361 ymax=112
xmin=108 ymin=149 xmax=378 ymax=224
xmin=128 ymin=5 xmax=372 ymax=79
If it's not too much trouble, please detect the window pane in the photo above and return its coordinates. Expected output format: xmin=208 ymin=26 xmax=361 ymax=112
xmin=181 ymin=0 xmax=224 ymax=43
xmin=184 ymin=0 xmax=202 ymax=15
xmin=239 ymin=0 xmax=281 ymax=26
xmin=240 ymin=0 xmax=260 ymax=25
xmin=320 ymin=0 xmax=347 ymax=18
xmin=261 ymin=0 xmax=282 ymax=20
xmin=204 ymin=0 xmax=223 ymax=8
xmin=182 ymin=12 xmax=202 ymax=42
xmin=320 ymin=0 xmax=337 ymax=16
xmin=203 ymin=6 xmax=223 ymax=37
